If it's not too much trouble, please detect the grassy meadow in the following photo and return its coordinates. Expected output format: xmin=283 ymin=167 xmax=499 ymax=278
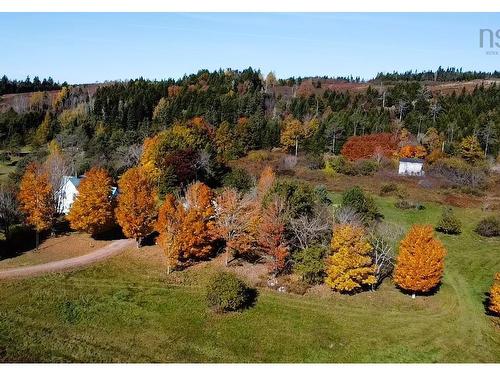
xmin=0 ymin=194 xmax=499 ymax=362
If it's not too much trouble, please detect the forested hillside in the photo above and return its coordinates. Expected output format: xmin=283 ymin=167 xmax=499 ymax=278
xmin=0 ymin=67 xmax=499 ymax=188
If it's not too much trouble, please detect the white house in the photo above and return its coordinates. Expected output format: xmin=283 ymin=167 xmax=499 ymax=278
xmin=61 ymin=176 xmax=81 ymax=214
xmin=398 ymin=158 xmax=424 ymax=176
xmin=60 ymin=176 xmax=118 ymax=214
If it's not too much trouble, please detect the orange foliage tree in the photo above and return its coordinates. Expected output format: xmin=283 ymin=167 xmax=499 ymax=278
xmin=399 ymin=145 xmax=428 ymax=159
xmin=488 ymin=273 xmax=500 ymax=316
xmin=257 ymin=198 xmax=289 ymax=275
xmin=257 ymin=166 xmax=276 ymax=200
xmin=18 ymin=162 xmax=55 ymax=250
xmin=214 ymin=188 xmax=254 ymax=265
xmin=325 ymin=224 xmax=376 ymax=292
xmin=115 ymin=166 xmax=158 ymax=247
xmin=176 ymin=182 xmax=216 ymax=260
xmin=67 ymin=167 xmax=114 ymax=236
xmin=393 ymin=225 xmax=446 ymax=296
xmin=341 ymin=133 xmax=398 ymax=161
xmin=155 ymin=194 xmax=183 ymax=274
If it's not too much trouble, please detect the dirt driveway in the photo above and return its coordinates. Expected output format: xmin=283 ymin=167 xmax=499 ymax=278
xmin=0 ymin=238 xmax=134 ymax=280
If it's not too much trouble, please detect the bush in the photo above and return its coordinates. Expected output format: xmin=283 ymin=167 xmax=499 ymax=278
xmin=247 ymin=150 xmax=271 ymax=162
xmin=435 ymin=208 xmax=462 ymax=235
xmin=475 ymin=216 xmax=500 ymax=237
xmin=395 ymin=199 xmax=425 ymax=210
xmin=306 ymin=153 xmax=325 ymax=170
xmin=292 ymin=246 xmax=327 ymax=284
xmin=353 ymin=159 xmax=379 ymax=176
xmin=206 ymin=271 xmax=253 ymax=312
xmin=341 ymin=186 xmax=380 ymax=221
xmin=379 ymin=183 xmax=399 ymax=196
xmin=428 ymin=157 xmax=488 ymax=189
xmin=222 ymin=168 xmax=253 ymax=192
xmin=324 ymin=155 xmax=353 ymax=175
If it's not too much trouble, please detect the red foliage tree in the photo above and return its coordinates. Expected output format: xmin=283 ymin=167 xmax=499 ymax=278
xmin=341 ymin=133 xmax=398 ymax=161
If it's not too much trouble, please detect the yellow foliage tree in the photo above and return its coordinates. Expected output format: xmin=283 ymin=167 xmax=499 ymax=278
xmin=280 ymin=116 xmax=305 ymax=156
xmin=459 ymin=135 xmax=484 ymax=163
xmin=488 ymin=273 xmax=500 ymax=316
xmin=67 ymin=167 xmax=114 ymax=236
xmin=33 ymin=112 xmax=52 ymax=146
xmin=155 ymin=194 xmax=183 ymax=274
xmin=394 ymin=225 xmax=446 ymax=296
xmin=18 ymin=163 xmax=55 ymax=250
xmin=115 ymin=166 xmax=158 ymax=247
xmin=325 ymin=224 xmax=376 ymax=292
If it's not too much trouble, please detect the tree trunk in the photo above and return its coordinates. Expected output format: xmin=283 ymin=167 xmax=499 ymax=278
xmin=412 ymin=293 xmax=416 ymax=299
xmin=136 ymin=237 xmax=142 ymax=248
xmin=295 ymin=138 xmax=298 ymax=157
xmin=35 ymin=230 xmax=39 ymax=251
xmin=332 ymin=135 xmax=336 ymax=155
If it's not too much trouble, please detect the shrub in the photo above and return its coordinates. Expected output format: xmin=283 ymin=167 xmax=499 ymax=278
xmin=475 ymin=216 xmax=500 ymax=237
xmin=206 ymin=271 xmax=252 ymax=312
xmin=306 ymin=153 xmax=325 ymax=170
xmin=379 ymin=183 xmax=399 ymax=196
xmin=247 ymin=150 xmax=271 ymax=162
xmin=428 ymin=157 xmax=488 ymax=189
xmin=324 ymin=155 xmax=353 ymax=175
xmin=222 ymin=168 xmax=253 ymax=192
xmin=395 ymin=199 xmax=425 ymax=210
xmin=353 ymin=159 xmax=379 ymax=176
xmin=435 ymin=208 xmax=462 ymax=235
xmin=292 ymin=246 xmax=327 ymax=284
xmin=341 ymin=186 xmax=380 ymax=221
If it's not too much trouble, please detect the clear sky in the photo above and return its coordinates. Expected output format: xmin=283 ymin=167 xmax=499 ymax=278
xmin=0 ymin=13 xmax=499 ymax=84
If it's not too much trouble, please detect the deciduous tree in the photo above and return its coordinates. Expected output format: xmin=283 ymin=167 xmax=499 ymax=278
xmin=18 ymin=163 xmax=55 ymax=250
xmin=459 ymin=135 xmax=484 ymax=163
xmin=214 ymin=188 xmax=254 ymax=265
xmin=155 ymin=194 xmax=183 ymax=274
xmin=115 ymin=166 xmax=157 ymax=247
xmin=393 ymin=225 xmax=446 ymax=296
xmin=177 ymin=182 xmax=216 ymax=260
xmin=257 ymin=198 xmax=289 ymax=275
xmin=67 ymin=167 xmax=114 ymax=236
xmin=325 ymin=224 xmax=376 ymax=292
xmin=488 ymin=273 xmax=500 ymax=316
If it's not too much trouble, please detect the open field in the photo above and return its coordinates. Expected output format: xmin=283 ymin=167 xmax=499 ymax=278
xmin=0 ymin=193 xmax=498 ymax=363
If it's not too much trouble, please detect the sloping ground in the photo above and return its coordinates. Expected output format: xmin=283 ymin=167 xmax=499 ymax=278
xmin=0 ymin=196 xmax=498 ymax=362
xmin=0 ymin=238 xmax=133 ymax=279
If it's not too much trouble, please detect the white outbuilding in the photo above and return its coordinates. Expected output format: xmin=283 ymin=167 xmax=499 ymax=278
xmin=398 ymin=158 xmax=424 ymax=176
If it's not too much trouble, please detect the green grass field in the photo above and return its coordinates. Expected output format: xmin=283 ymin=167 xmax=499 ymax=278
xmin=0 ymin=194 xmax=499 ymax=362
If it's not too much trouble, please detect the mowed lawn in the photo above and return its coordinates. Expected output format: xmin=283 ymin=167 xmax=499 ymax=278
xmin=0 ymin=195 xmax=499 ymax=362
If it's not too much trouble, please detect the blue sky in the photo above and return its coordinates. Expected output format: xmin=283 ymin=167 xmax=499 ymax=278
xmin=0 ymin=13 xmax=499 ymax=84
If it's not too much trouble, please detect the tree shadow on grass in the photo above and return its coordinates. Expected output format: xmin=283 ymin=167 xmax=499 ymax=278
xmin=482 ymin=292 xmax=498 ymax=317
xmin=0 ymin=227 xmax=49 ymax=261
xmin=394 ymin=282 xmax=443 ymax=298
xmin=92 ymin=225 xmax=126 ymax=241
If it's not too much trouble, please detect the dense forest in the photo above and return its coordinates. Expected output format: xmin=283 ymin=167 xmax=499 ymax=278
xmin=374 ymin=67 xmax=500 ymax=82
xmin=0 ymin=75 xmax=66 ymax=95
xmin=0 ymin=67 xmax=499 ymax=191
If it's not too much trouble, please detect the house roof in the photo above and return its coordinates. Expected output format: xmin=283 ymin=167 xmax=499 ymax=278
xmin=63 ymin=176 xmax=82 ymax=188
xmin=399 ymin=158 xmax=424 ymax=164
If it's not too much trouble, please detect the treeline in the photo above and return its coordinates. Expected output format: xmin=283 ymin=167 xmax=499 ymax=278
xmin=375 ymin=67 xmax=500 ymax=82
xmin=1 ymin=68 xmax=499 ymax=189
xmin=0 ymin=75 xmax=67 ymax=95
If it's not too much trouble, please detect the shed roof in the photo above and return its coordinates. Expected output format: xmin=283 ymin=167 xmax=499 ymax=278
xmin=399 ymin=158 xmax=424 ymax=164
